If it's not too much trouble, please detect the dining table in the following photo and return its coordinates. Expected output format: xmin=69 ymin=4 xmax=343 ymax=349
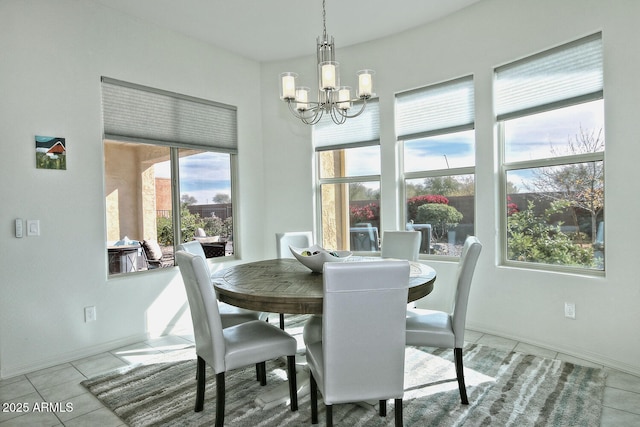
xmin=211 ymin=257 xmax=437 ymax=315
xmin=210 ymin=256 xmax=437 ymax=410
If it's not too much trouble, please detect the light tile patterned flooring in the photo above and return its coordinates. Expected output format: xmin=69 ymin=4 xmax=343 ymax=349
xmin=1 ymin=318 xmax=639 ymax=426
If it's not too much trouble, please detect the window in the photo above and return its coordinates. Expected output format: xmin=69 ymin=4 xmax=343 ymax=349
xmin=496 ymin=33 xmax=604 ymax=272
xmin=314 ymin=100 xmax=381 ymax=252
xmin=397 ymin=76 xmax=475 ymax=257
xmin=102 ymin=78 xmax=237 ymax=275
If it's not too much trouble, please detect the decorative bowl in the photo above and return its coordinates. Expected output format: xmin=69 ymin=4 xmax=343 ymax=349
xmin=289 ymin=244 xmax=352 ymax=273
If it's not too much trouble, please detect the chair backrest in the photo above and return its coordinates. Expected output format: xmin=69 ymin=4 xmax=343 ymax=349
xmin=178 ymin=241 xmax=210 ymax=275
xmin=380 ymin=231 xmax=421 ymax=261
xmin=451 ymin=236 xmax=482 ymax=347
xmin=349 ymin=226 xmax=380 ymax=251
xmin=176 ymin=250 xmax=226 ymax=373
xmin=142 ymin=239 xmax=163 ymax=262
xmin=322 ymin=260 xmax=409 ymax=404
xmin=276 ymin=231 xmax=313 ymax=259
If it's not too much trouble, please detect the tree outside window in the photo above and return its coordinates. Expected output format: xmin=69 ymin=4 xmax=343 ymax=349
xmin=502 ymin=101 xmax=604 ymax=271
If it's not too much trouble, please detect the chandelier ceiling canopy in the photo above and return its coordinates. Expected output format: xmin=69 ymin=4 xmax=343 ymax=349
xmin=279 ymin=0 xmax=374 ymax=125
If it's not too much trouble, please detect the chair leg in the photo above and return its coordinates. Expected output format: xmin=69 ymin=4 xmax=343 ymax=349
xmin=287 ymin=355 xmax=298 ymax=411
xmin=379 ymin=399 xmax=387 ymax=416
xmin=215 ymin=372 xmax=225 ymax=427
xmin=454 ymin=347 xmax=469 ymax=404
xmin=326 ymin=404 xmax=333 ymax=427
xmin=310 ymin=372 xmax=318 ymax=424
xmin=195 ymin=356 xmax=206 ymax=412
xmin=255 ymin=363 xmax=261 ymax=381
xmin=279 ymin=313 xmax=285 ymax=329
xmin=258 ymin=361 xmax=267 ymax=386
xmin=395 ymin=398 xmax=403 ymax=427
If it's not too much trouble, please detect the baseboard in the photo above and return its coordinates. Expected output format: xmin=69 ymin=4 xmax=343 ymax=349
xmin=0 ymin=333 xmax=150 ymax=380
xmin=466 ymin=321 xmax=640 ymax=377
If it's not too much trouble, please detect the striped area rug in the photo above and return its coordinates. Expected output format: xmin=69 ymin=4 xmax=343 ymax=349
xmin=82 ymin=326 xmax=605 ymax=426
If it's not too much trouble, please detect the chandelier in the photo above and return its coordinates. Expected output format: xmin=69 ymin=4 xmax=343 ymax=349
xmin=279 ymin=0 xmax=374 ymax=125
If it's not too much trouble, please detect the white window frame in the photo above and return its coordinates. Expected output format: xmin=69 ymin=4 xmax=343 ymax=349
xmin=495 ymin=33 xmax=605 ymax=275
xmin=102 ymin=78 xmax=239 ymax=275
xmin=396 ymin=76 xmax=476 ymax=260
xmin=313 ymin=100 xmax=381 ymax=253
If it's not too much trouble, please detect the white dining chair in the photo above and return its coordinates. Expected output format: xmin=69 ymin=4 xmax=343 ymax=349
xmin=306 ymin=260 xmax=410 ymax=426
xmin=276 ymin=231 xmax=313 ymax=259
xmin=275 ymin=231 xmax=313 ymax=329
xmin=178 ymin=241 xmax=264 ymax=328
xmin=380 ymin=230 xmax=421 ymax=311
xmin=176 ymin=251 xmax=298 ymax=426
xmin=381 ymin=230 xmax=421 ymax=261
xmin=405 ymin=236 xmax=482 ymax=405
xmin=303 ymin=231 xmax=421 ymax=346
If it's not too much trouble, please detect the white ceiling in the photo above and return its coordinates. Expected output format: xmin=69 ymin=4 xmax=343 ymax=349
xmin=89 ymin=0 xmax=482 ymax=62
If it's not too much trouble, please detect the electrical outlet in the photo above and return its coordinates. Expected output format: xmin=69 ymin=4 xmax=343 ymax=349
xmin=564 ymin=302 xmax=576 ymax=319
xmin=84 ymin=306 xmax=97 ymax=322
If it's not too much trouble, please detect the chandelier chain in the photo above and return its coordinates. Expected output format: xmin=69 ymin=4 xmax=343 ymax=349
xmin=322 ymin=0 xmax=327 ymax=39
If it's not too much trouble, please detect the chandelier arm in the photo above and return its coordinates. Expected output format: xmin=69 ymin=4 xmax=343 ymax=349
xmin=302 ymin=108 xmax=325 ymax=125
xmin=286 ymin=100 xmax=326 ymax=125
xmin=329 ymin=107 xmax=347 ymax=125
xmin=287 ymin=100 xmax=321 ymax=121
xmin=332 ymin=99 xmax=368 ymax=119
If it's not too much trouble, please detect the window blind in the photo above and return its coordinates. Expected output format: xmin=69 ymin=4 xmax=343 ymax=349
xmin=495 ymin=33 xmax=603 ymax=121
xmin=101 ymin=77 xmax=238 ymax=152
xmin=395 ymin=76 xmax=474 ymax=141
xmin=313 ymin=99 xmax=380 ymax=151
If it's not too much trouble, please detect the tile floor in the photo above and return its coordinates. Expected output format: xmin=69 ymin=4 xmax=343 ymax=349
xmin=1 ymin=319 xmax=638 ymax=426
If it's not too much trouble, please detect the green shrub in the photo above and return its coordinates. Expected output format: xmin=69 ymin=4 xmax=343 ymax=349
xmin=201 ymin=215 xmax=233 ymax=239
xmin=407 ymin=195 xmax=449 ymax=221
xmin=415 ymin=203 xmax=463 ymax=241
xmin=156 ymin=215 xmax=174 ymax=246
xmin=156 ymin=204 xmax=206 ymax=245
xmin=507 ymin=200 xmax=594 ymax=267
xmin=179 ymin=205 xmax=201 ymax=243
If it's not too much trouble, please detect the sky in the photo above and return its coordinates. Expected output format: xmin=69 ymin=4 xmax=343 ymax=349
xmin=502 ymin=100 xmax=604 ymax=191
xmin=504 ymin=100 xmax=604 ymax=163
xmin=404 ymin=130 xmax=475 ymax=172
xmin=404 ymin=99 xmax=604 ymax=192
xmin=155 ymin=151 xmax=232 ymax=205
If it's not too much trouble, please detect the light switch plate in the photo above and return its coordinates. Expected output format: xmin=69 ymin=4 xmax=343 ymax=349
xmin=27 ymin=220 xmax=40 ymax=236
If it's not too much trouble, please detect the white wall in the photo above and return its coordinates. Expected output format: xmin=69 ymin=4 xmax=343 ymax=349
xmin=261 ymin=0 xmax=640 ymax=375
xmin=2 ymin=0 xmax=639 ymax=379
xmin=0 ymin=0 xmax=267 ymax=378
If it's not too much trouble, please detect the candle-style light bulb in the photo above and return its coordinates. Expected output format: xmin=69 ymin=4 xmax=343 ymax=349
xmin=357 ymin=69 xmax=374 ymax=98
xmin=319 ymin=61 xmax=339 ymax=90
xmin=337 ymin=86 xmax=351 ymax=110
xmin=296 ymin=87 xmax=310 ymax=111
xmin=280 ymin=72 xmax=298 ymax=100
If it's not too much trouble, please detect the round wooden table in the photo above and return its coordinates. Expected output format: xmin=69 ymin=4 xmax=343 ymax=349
xmin=212 ymin=258 xmax=436 ymax=315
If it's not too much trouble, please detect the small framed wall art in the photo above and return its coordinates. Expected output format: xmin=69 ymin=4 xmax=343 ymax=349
xmin=35 ymin=135 xmax=66 ymax=170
